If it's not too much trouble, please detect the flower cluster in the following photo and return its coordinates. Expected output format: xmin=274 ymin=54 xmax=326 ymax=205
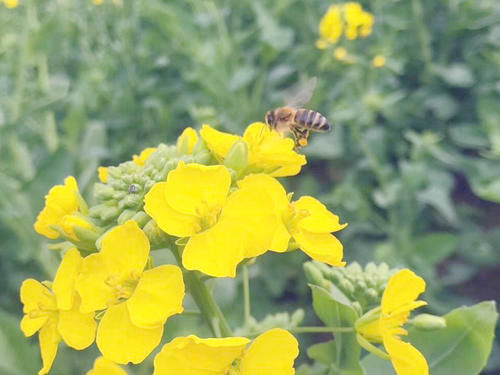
xmin=22 ymin=123 xmax=344 ymax=374
xmin=0 ymin=0 xmax=18 ymax=8
xmin=22 ymin=122 xmax=434 ymax=375
xmin=316 ymin=2 xmax=374 ymax=49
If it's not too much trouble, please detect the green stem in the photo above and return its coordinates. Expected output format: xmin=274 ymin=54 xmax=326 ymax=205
xmin=411 ymin=0 xmax=433 ymax=80
xmin=242 ymin=265 xmax=251 ymax=325
xmin=290 ymin=326 xmax=354 ymax=334
xmin=247 ymin=326 xmax=354 ymax=337
xmin=184 ymin=271 xmax=233 ymax=338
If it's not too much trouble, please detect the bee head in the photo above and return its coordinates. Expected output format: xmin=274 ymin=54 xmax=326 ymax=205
xmin=265 ymin=110 xmax=276 ymax=128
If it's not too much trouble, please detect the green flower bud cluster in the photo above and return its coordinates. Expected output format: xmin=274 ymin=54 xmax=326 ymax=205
xmin=304 ymin=261 xmax=397 ymax=312
xmin=90 ymin=143 xmax=212 ymax=228
xmin=234 ymin=309 xmax=305 ymax=337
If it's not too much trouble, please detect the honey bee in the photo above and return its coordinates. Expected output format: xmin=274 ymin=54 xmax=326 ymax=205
xmin=265 ymin=77 xmax=331 ymax=149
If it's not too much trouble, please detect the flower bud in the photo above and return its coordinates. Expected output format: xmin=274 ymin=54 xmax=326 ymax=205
xmin=411 ymin=314 xmax=447 ymax=330
xmin=224 ymin=140 xmax=248 ymax=178
xmin=303 ymin=262 xmax=327 ymax=287
xmin=117 ymin=209 xmax=136 ymax=224
xmin=94 ymin=183 xmax=115 ymax=200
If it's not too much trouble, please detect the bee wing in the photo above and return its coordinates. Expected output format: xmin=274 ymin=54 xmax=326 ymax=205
xmin=285 ymin=77 xmax=317 ymax=108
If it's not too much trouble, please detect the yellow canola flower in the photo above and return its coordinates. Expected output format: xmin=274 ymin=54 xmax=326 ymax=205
xmin=238 ymin=174 xmax=347 ymax=266
xmin=34 ymin=176 xmax=92 ymax=240
xmin=144 ymin=162 xmax=279 ymax=277
xmin=334 ymin=47 xmax=348 ymax=61
xmin=177 ymin=127 xmax=199 ymax=155
xmin=200 ymin=123 xmax=306 ymax=177
xmin=2 ymin=0 xmax=19 ymax=8
xmin=132 ymin=147 xmax=157 ymax=166
xmin=356 ymin=269 xmax=429 ymax=375
xmin=372 ymin=55 xmax=386 ymax=68
xmin=98 ymin=167 xmax=109 ymax=183
xmin=153 ymin=328 xmax=299 ymax=375
xmin=318 ymin=2 xmax=374 ymax=48
xmin=75 ymin=221 xmax=185 ymax=364
xmin=87 ymin=357 xmax=127 ymax=375
xmin=20 ymin=249 xmax=97 ymax=375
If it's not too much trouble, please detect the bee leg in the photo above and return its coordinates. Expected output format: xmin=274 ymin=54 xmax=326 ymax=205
xmin=292 ymin=128 xmax=310 ymax=150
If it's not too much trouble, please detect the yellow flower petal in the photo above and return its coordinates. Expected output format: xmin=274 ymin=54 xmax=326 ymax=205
xmin=58 ymin=297 xmax=96 ymax=350
xmin=244 ymin=123 xmax=306 ymax=177
xmin=133 ymin=147 xmax=157 ymax=166
xmin=21 ymin=314 xmax=48 ymax=337
xmin=127 ymin=265 xmax=185 ymax=329
xmin=220 ymin=187 xmax=278 ymax=258
xmin=97 ymin=303 xmax=163 ymax=364
xmin=52 ymin=248 xmax=82 ymax=310
xmin=384 ymin=334 xmax=429 ymax=375
xmin=20 ymin=279 xmax=57 ymax=313
xmin=87 ymin=357 xmax=127 ymax=375
xmin=294 ymin=196 xmax=347 ymax=233
xmin=76 ymin=253 xmax=116 ymax=313
xmin=237 ymin=174 xmax=289 ymax=213
xmin=240 ymin=328 xmax=299 ymax=375
xmin=34 ymin=176 xmax=80 ymax=239
xmin=100 ymin=221 xmax=150 ymax=281
xmin=144 ymin=182 xmax=200 ymax=237
xmin=98 ymin=167 xmax=109 ymax=183
xmin=38 ymin=320 xmax=61 ymax=375
xmin=164 ymin=163 xmax=231 ymax=217
xmin=153 ymin=335 xmax=249 ymax=375
xmin=182 ymin=221 xmax=245 ymax=278
xmin=200 ymin=124 xmax=241 ymax=161
xmin=177 ymin=127 xmax=199 ymax=154
xmin=237 ymin=174 xmax=291 ymax=252
xmin=293 ymin=230 xmax=345 ymax=266
xmin=382 ymin=269 xmax=426 ymax=316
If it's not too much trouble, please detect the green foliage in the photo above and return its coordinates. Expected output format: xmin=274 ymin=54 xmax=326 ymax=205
xmin=1 ymin=0 xmax=499 ymax=373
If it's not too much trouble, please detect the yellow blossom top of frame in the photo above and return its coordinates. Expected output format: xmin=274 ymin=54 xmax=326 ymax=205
xmin=357 ymin=269 xmax=429 ymax=375
xmin=86 ymin=357 xmax=127 ymax=375
xmin=34 ymin=176 xmax=91 ymax=240
xmin=318 ymin=2 xmax=374 ymax=47
xmin=153 ymin=328 xmax=299 ymax=375
xmin=200 ymin=123 xmax=306 ymax=177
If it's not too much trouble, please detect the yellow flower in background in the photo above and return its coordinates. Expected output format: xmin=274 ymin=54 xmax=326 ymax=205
xmin=319 ymin=5 xmax=343 ymax=44
xmin=34 ymin=176 xmax=92 ymax=241
xmin=98 ymin=167 xmax=109 ymax=183
xmin=2 ymin=0 xmax=19 ymax=8
xmin=372 ymin=55 xmax=386 ymax=68
xmin=176 ymin=127 xmax=199 ymax=154
xmin=92 ymin=0 xmax=103 ymax=5
xmin=238 ymin=174 xmax=347 ymax=266
xmin=153 ymin=328 xmax=299 ymax=375
xmin=334 ymin=47 xmax=348 ymax=61
xmin=317 ymin=2 xmax=374 ymax=48
xmin=201 ymin=123 xmax=306 ymax=177
xmin=20 ymin=249 xmax=96 ymax=375
xmin=356 ymin=269 xmax=429 ymax=375
xmin=132 ymin=147 xmax=157 ymax=166
xmin=144 ymin=162 xmax=278 ymax=277
xmin=87 ymin=357 xmax=127 ymax=375
xmin=75 ymin=221 xmax=185 ymax=364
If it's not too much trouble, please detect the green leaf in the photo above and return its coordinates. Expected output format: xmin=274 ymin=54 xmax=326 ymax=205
xmin=434 ymin=64 xmax=475 ymax=88
xmin=308 ymin=340 xmax=337 ymax=365
xmin=310 ymin=285 xmax=364 ymax=375
xmin=414 ymin=233 xmax=458 ymax=265
xmin=361 ymin=301 xmax=498 ymax=375
xmin=449 ymin=124 xmax=489 ymax=149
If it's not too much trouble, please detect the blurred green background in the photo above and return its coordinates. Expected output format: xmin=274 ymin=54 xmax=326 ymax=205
xmin=0 ymin=0 xmax=499 ymax=374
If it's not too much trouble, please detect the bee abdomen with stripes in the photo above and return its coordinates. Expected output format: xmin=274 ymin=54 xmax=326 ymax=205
xmin=294 ymin=109 xmax=331 ymax=132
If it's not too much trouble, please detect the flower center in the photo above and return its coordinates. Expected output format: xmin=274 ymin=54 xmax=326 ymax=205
xmin=285 ymin=204 xmax=311 ymax=232
xmin=196 ymin=200 xmax=222 ymax=231
xmin=105 ymin=271 xmax=141 ymax=302
xmin=224 ymin=358 xmax=241 ymax=375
